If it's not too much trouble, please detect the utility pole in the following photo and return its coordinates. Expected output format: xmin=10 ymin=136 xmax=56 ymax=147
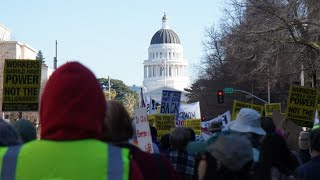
xmin=54 ymin=40 xmax=57 ymax=70
xmin=108 ymin=76 xmax=111 ymax=100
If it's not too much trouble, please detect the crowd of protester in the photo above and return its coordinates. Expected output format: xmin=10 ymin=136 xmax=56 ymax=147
xmin=0 ymin=61 xmax=319 ymax=180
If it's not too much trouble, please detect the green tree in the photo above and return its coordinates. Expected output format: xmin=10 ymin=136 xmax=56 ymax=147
xmin=98 ymin=78 xmax=138 ymax=116
xmin=36 ymin=50 xmax=45 ymax=64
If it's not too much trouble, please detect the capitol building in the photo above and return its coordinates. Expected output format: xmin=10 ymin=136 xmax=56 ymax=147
xmin=142 ymin=14 xmax=189 ymax=102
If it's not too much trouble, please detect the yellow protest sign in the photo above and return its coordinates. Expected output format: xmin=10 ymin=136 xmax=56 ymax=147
xmin=154 ymin=114 xmax=175 ymax=139
xmin=147 ymin=115 xmax=156 ymax=126
xmin=231 ymin=100 xmax=264 ymax=120
xmin=2 ymin=60 xmax=41 ymax=111
xmin=286 ymin=85 xmax=318 ymax=128
xmin=185 ymin=119 xmax=201 ymax=135
xmin=265 ymin=103 xmax=281 ymax=117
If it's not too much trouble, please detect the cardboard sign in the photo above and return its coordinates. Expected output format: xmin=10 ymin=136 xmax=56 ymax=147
xmin=160 ymin=90 xmax=181 ymax=118
xmin=134 ymin=108 xmax=153 ymax=153
xmin=231 ymin=100 xmax=264 ymax=120
xmin=285 ymin=85 xmax=318 ymax=127
xmin=2 ymin=60 xmax=41 ymax=111
xmin=154 ymin=114 xmax=175 ymax=139
xmin=185 ymin=119 xmax=201 ymax=135
xmin=272 ymin=109 xmax=302 ymax=151
xmin=265 ymin=103 xmax=281 ymax=117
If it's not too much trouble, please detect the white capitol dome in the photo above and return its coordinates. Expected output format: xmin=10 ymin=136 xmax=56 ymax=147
xmin=143 ymin=14 xmax=189 ymax=96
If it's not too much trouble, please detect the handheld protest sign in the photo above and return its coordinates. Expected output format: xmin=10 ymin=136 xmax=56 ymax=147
xmin=176 ymin=101 xmax=201 ymax=127
xmin=281 ymin=118 xmax=303 ymax=151
xmin=154 ymin=114 xmax=175 ymax=139
xmin=2 ymin=59 xmax=42 ymax=111
xmin=160 ymin=90 xmax=181 ymax=119
xmin=271 ymin=109 xmax=302 ymax=151
xmin=201 ymin=111 xmax=231 ymax=130
xmin=231 ymin=100 xmax=264 ymax=120
xmin=134 ymin=108 xmax=153 ymax=153
xmin=147 ymin=115 xmax=156 ymax=126
xmin=285 ymin=85 xmax=318 ymax=128
xmin=271 ymin=109 xmax=284 ymax=128
xmin=185 ymin=119 xmax=201 ymax=135
xmin=265 ymin=103 xmax=281 ymax=117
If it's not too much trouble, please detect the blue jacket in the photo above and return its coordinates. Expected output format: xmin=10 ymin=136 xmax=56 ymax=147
xmin=296 ymin=155 xmax=320 ymax=180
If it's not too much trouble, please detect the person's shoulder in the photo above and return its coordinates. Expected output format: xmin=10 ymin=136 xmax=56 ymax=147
xmin=296 ymin=160 xmax=316 ymax=175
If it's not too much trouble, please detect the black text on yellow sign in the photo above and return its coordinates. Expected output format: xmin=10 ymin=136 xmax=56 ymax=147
xmin=285 ymin=85 xmax=318 ymax=128
xmin=152 ymin=114 xmax=175 ymax=139
xmin=2 ymin=60 xmax=41 ymax=111
xmin=231 ymin=100 xmax=264 ymax=120
xmin=185 ymin=119 xmax=201 ymax=135
xmin=265 ymin=103 xmax=281 ymax=117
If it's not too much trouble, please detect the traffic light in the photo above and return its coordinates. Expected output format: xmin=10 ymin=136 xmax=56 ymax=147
xmin=217 ymin=90 xmax=224 ymax=104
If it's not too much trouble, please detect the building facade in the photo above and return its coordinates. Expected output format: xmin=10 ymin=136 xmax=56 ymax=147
xmin=142 ymin=15 xmax=189 ymax=102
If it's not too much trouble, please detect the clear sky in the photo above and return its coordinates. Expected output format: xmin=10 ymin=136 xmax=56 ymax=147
xmin=0 ymin=0 xmax=224 ymax=86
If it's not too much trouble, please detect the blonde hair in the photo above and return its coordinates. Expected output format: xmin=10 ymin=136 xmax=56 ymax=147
xmin=103 ymin=100 xmax=133 ymax=143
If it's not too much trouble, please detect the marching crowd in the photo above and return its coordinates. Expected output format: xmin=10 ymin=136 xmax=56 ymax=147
xmin=0 ymin=61 xmax=319 ymax=180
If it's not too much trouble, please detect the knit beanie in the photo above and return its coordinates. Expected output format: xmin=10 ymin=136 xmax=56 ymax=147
xmin=13 ymin=119 xmax=37 ymax=143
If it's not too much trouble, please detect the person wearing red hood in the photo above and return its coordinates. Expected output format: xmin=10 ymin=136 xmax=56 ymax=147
xmin=0 ymin=62 xmax=142 ymax=180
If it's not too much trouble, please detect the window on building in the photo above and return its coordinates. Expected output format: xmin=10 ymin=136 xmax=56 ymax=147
xmin=160 ymin=52 xmax=162 ymax=58
xmin=173 ymin=52 xmax=175 ymax=58
xmin=153 ymin=53 xmax=154 ymax=59
xmin=169 ymin=67 xmax=172 ymax=76
xmin=153 ymin=66 xmax=155 ymax=77
xmin=169 ymin=52 xmax=171 ymax=58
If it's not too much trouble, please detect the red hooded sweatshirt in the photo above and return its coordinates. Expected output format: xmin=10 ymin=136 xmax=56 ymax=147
xmin=40 ymin=62 xmax=143 ymax=179
xmin=40 ymin=62 xmax=105 ymax=140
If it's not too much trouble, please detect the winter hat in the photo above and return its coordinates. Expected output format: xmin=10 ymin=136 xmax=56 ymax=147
xmin=13 ymin=119 xmax=37 ymax=143
xmin=227 ymin=108 xmax=266 ymax=135
xmin=40 ymin=62 xmax=106 ymax=140
xmin=299 ymin=131 xmax=310 ymax=150
xmin=0 ymin=119 xmax=21 ymax=146
xmin=207 ymin=121 xmax=223 ymax=132
xmin=208 ymin=134 xmax=253 ymax=171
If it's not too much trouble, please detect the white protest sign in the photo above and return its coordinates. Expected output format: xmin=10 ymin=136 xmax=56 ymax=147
xmin=134 ymin=108 xmax=153 ymax=153
xmin=177 ymin=102 xmax=201 ymax=120
xmin=176 ymin=101 xmax=201 ymax=126
xmin=201 ymin=111 xmax=231 ymax=130
xmin=160 ymin=90 xmax=181 ymax=118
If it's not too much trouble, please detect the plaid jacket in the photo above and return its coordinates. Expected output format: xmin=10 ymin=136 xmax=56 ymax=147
xmin=166 ymin=149 xmax=195 ymax=180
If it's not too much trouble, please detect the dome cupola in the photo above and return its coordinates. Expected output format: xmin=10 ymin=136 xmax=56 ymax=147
xmin=150 ymin=13 xmax=181 ymax=45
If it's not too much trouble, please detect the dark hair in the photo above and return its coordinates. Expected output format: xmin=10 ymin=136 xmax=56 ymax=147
xmin=0 ymin=119 xmax=21 ymax=146
xmin=310 ymin=128 xmax=320 ymax=152
xmin=260 ymin=117 xmax=276 ymax=134
xmin=149 ymin=126 xmax=158 ymax=139
xmin=200 ymin=152 xmax=253 ymax=180
xmin=258 ymin=134 xmax=298 ymax=180
xmin=187 ymin=128 xmax=196 ymax=141
xmin=103 ymin=100 xmax=133 ymax=143
xmin=160 ymin=134 xmax=170 ymax=152
xmin=170 ymin=127 xmax=190 ymax=150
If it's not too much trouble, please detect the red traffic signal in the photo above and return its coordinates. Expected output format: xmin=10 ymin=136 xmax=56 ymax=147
xmin=217 ymin=90 xmax=224 ymax=104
